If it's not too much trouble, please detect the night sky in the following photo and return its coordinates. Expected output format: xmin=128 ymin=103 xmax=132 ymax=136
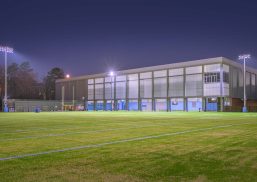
xmin=1 ymin=0 xmax=257 ymax=79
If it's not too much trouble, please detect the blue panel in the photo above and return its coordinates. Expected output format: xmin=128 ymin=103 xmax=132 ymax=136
xmin=129 ymin=102 xmax=138 ymax=111
xmin=170 ymin=101 xmax=184 ymax=111
xmin=206 ymin=99 xmax=218 ymax=111
xmin=96 ymin=103 xmax=104 ymax=110
xmin=187 ymin=101 xmax=202 ymax=111
xmin=141 ymin=101 xmax=152 ymax=111
xmin=117 ymin=100 xmax=126 ymax=110
xmin=106 ymin=103 xmax=113 ymax=111
xmin=87 ymin=103 xmax=94 ymax=111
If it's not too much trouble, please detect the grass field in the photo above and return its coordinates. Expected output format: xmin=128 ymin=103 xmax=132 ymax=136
xmin=0 ymin=112 xmax=257 ymax=182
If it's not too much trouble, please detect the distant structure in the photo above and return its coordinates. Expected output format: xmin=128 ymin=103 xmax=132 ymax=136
xmin=56 ymin=57 xmax=257 ymax=112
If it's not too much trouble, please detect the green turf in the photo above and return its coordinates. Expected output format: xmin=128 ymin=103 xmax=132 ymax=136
xmin=0 ymin=112 xmax=257 ymax=182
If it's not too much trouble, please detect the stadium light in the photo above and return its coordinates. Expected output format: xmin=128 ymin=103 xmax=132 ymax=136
xmin=66 ymin=74 xmax=70 ymax=78
xmin=109 ymin=71 xmax=115 ymax=110
xmin=238 ymin=54 xmax=251 ymax=112
xmin=0 ymin=46 xmax=14 ymax=112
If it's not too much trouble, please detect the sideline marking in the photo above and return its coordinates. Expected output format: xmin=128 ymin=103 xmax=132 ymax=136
xmin=0 ymin=123 xmax=252 ymax=161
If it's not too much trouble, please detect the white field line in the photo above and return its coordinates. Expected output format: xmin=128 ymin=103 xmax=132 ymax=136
xmin=0 ymin=123 xmax=252 ymax=161
xmin=0 ymin=123 xmax=176 ymax=141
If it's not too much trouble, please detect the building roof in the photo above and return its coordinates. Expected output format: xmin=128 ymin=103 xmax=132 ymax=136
xmin=56 ymin=57 xmax=257 ymax=83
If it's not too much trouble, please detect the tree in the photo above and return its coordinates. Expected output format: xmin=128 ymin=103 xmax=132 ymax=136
xmin=7 ymin=62 xmax=41 ymax=99
xmin=44 ymin=67 xmax=64 ymax=100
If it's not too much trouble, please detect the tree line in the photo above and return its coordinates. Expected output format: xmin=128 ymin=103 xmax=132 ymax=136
xmin=0 ymin=62 xmax=64 ymax=101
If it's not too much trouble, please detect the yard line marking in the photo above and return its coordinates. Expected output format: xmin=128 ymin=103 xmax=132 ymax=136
xmin=0 ymin=123 xmax=176 ymax=141
xmin=0 ymin=122 xmax=253 ymax=161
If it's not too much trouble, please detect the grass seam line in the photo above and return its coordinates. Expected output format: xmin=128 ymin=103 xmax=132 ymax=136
xmin=0 ymin=123 xmax=252 ymax=161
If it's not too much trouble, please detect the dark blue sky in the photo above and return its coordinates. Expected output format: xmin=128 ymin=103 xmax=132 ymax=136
xmin=1 ymin=0 xmax=257 ymax=79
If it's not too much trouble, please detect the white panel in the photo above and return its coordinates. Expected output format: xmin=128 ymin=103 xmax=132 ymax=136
xmin=116 ymin=75 xmax=126 ymax=81
xmin=185 ymin=74 xmax=203 ymax=97
xmin=222 ymin=83 xmax=230 ymax=96
xmin=169 ymin=68 xmax=184 ymax=76
xmin=140 ymin=72 xmax=152 ymax=79
xmin=140 ymin=79 xmax=152 ymax=98
xmin=204 ymin=64 xmax=221 ymax=72
xmin=128 ymin=80 xmax=138 ymax=98
xmin=88 ymin=79 xmax=94 ymax=84
xmin=154 ymin=77 xmax=167 ymax=97
xmin=223 ymin=64 xmax=229 ymax=72
xmin=204 ymin=83 xmax=221 ymax=96
xmin=154 ymin=70 xmax=167 ymax=77
xmin=95 ymin=84 xmax=104 ymax=99
xmin=88 ymin=84 xmax=94 ymax=100
xmin=128 ymin=74 xmax=138 ymax=81
xmin=105 ymin=82 xmax=114 ymax=99
xmin=186 ymin=66 xmax=202 ymax=74
xmin=116 ymin=81 xmax=126 ymax=99
xmin=252 ymin=74 xmax=256 ymax=86
xmin=95 ymin=78 xmax=104 ymax=84
xmin=105 ymin=77 xmax=112 ymax=82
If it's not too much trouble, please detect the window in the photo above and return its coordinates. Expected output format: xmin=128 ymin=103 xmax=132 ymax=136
xmin=204 ymin=72 xmax=220 ymax=83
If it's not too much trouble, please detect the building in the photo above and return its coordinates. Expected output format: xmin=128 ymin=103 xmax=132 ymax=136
xmin=55 ymin=57 xmax=257 ymax=112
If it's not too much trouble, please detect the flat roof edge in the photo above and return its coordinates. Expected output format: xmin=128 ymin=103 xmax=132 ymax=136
xmin=56 ymin=56 xmax=257 ymax=83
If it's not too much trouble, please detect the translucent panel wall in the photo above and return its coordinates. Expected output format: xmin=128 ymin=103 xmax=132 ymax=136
xmin=116 ymin=81 xmax=126 ymax=99
xmin=140 ymin=79 xmax=152 ymax=98
xmin=128 ymin=74 xmax=138 ymax=99
xmin=185 ymin=74 xmax=202 ymax=97
xmin=154 ymin=77 xmax=167 ymax=97
xmin=104 ymin=82 xmax=114 ymax=100
xmin=140 ymin=72 xmax=152 ymax=98
xmin=169 ymin=76 xmax=184 ymax=97
xmin=88 ymin=84 xmax=94 ymax=100
xmin=95 ymin=84 xmax=103 ymax=100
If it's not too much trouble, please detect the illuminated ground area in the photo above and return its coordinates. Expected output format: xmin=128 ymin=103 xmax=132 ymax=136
xmin=0 ymin=112 xmax=257 ymax=182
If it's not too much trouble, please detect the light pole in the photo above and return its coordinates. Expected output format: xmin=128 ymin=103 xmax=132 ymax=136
xmin=238 ymin=54 xmax=251 ymax=112
xmin=0 ymin=46 xmax=13 ymax=112
xmin=109 ymin=71 xmax=115 ymax=111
